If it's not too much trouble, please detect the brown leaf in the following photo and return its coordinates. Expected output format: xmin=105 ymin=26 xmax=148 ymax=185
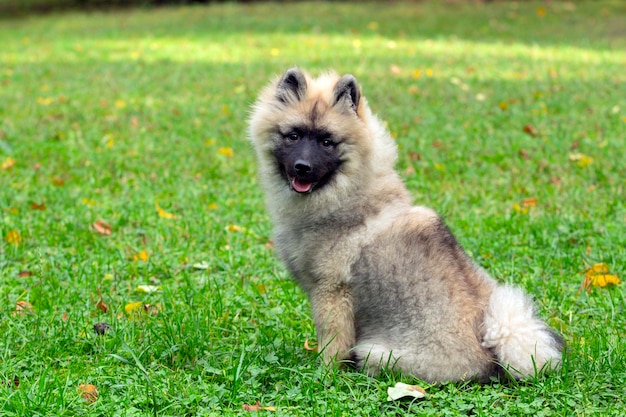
xmin=518 ymin=149 xmax=530 ymax=160
xmin=96 ymin=298 xmax=108 ymax=313
xmin=18 ymin=270 xmax=33 ymax=277
xmin=304 ymin=336 xmax=318 ymax=352
xmin=242 ymin=401 xmax=262 ymax=412
xmin=3 ymin=375 xmax=19 ymax=388
xmin=242 ymin=401 xmax=275 ymax=412
xmin=523 ymin=124 xmax=538 ymax=137
xmin=409 ymin=151 xmax=422 ymax=161
xmin=78 ymin=383 xmax=99 ymax=403
xmin=93 ymin=220 xmax=112 ymax=236
xmin=12 ymin=300 xmax=34 ymax=317
xmin=30 ymin=201 xmax=46 ymax=211
xmin=522 ymin=197 xmax=538 ymax=208
xmin=143 ymin=303 xmax=162 ymax=316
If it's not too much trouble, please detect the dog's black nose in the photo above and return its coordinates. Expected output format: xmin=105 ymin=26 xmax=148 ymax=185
xmin=294 ymin=160 xmax=312 ymax=175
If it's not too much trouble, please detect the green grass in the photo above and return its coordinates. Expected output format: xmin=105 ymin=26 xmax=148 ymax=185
xmin=1 ymin=1 xmax=625 ymax=415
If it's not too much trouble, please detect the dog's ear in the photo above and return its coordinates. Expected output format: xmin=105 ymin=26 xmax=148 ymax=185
xmin=276 ymin=67 xmax=307 ymax=103
xmin=332 ymin=74 xmax=361 ymax=113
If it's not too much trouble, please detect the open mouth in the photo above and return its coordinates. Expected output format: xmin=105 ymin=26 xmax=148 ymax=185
xmin=289 ymin=177 xmax=315 ymax=194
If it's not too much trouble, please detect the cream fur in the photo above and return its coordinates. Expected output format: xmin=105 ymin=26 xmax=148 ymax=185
xmin=482 ymin=285 xmax=563 ymax=378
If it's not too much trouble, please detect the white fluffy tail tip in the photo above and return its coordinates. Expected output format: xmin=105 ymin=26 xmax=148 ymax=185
xmin=482 ymin=285 xmax=564 ymax=379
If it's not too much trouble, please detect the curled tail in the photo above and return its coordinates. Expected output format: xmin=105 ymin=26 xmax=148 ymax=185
xmin=482 ymin=285 xmax=564 ymax=379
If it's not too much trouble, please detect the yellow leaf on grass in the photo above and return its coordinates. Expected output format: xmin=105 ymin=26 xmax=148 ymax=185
xmin=536 ymin=7 xmax=547 ymax=18
xmin=569 ymin=152 xmax=593 ymax=168
xmin=133 ymin=250 xmax=149 ymax=262
xmin=78 ymin=383 xmax=99 ymax=404
xmin=4 ymin=230 xmax=22 ymax=246
xmin=512 ymin=202 xmax=528 ymax=214
xmin=1 ymin=157 xmax=16 ymax=170
xmin=125 ymin=301 xmax=143 ymax=314
xmin=581 ymin=263 xmax=621 ymax=291
xmin=218 ymin=147 xmax=234 ymax=157
xmin=82 ymin=198 xmax=96 ymax=207
xmin=155 ymin=200 xmax=177 ymax=219
xmin=136 ymin=285 xmax=161 ymax=294
xmin=593 ymin=274 xmax=621 ymax=287
xmin=36 ymin=97 xmax=52 ymax=106
xmin=226 ymin=224 xmax=245 ymax=233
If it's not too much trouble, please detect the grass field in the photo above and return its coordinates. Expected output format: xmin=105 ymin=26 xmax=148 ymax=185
xmin=1 ymin=1 xmax=625 ymax=415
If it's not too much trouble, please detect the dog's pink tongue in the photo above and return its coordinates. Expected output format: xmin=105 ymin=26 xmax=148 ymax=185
xmin=292 ymin=178 xmax=313 ymax=193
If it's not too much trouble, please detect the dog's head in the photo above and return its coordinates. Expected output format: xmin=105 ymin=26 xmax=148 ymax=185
xmin=249 ymin=67 xmax=375 ymax=196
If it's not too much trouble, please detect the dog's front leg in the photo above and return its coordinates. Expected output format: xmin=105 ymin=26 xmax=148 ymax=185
xmin=310 ymin=282 xmax=355 ymax=365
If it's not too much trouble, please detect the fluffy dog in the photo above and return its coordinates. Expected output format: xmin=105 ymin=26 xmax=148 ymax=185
xmin=248 ymin=67 xmax=563 ymax=382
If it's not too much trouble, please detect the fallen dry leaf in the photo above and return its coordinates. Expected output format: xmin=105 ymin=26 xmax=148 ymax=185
xmin=3 ymin=375 xmax=19 ymax=388
xmin=387 ymin=382 xmax=427 ymax=401
xmin=1 ymin=156 xmax=16 ymax=170
xmin=581 ymin=263 xmax=621 ymax=292
xmin=304 ymin=336 xmax=318 ymax=352
xmin=218 ymin=147 xmax=234 ymax=157
xmin=569 ymin=152 xmax=593 ymax=168
xmin=143 ymin=303 xmax=162 ymax=316
xmin=96 ymin=298 xmax=108 ymax=313
xmin=30 ymin=201 xmax=46 ymax=211
xmin=125 ymin=301 xmax=143 ymax=314
xmin=12 ymin=300 xmax=34 ymax=317
xmin=523 ymin=124 xmax=538 ymax=137
xmin=18 ymin=270 xmax=33 ymax=277
xmin=226 ymin=224 xmax=245 ymax=233
xmin=242 ymin=401 xmax=276 ymax=412
xmin=522 ymin=197 xmax=538 ymax=208
xmin=78 ymin=383 xmax=99 ymax=403
xmin=92 ymin=220 xmax=112 ymax=236
xmin=518 ymin=149 xmax=530 ymax=160
xmin=132 ymin=250 xmax=150 ymax=262
xmin=155 ymin=200 xmax=177 ymax=219
xmin=51 ymin=177 xmax=65 ymax=186
xmin=4 ymin=229 xmax=22 ymax=246
xmin=135 ymin=285 xmax=161 ymax=294
xmin=536 ymin=6 xmax=547 ymax=17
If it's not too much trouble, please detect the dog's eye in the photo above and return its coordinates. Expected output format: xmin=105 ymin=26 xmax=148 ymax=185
xmin=286 ymin=132 xmax=299 ymax=141
xmin=321 ymin=139 xmax=334 ymax=147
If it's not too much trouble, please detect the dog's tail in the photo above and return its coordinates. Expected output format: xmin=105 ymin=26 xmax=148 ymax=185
xmin=481 ymin=285 xmax=563 ymax=379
